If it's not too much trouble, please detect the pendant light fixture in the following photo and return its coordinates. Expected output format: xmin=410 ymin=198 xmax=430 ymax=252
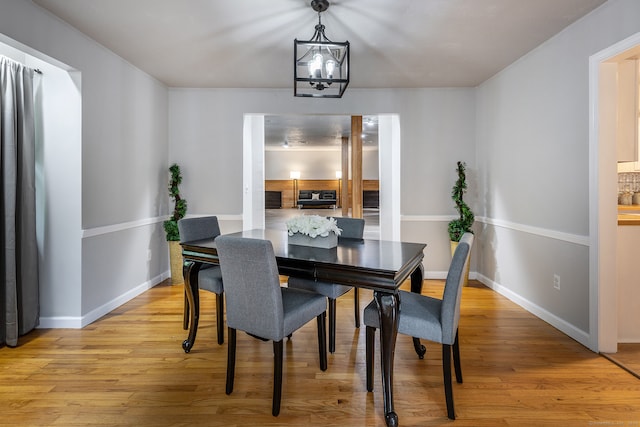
xmin=294 ymin=0 xmax=349 ymax=98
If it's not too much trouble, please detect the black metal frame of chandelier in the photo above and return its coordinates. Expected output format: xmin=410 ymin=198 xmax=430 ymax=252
xmin=293 ymin=39 xmax=350 ymax=98
xmin=293 ymin=77 xmax=349 ymax=98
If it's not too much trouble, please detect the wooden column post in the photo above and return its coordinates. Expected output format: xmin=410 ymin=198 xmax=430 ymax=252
xmin=341 ymin=136 xmax=349 ymax=217
xmin=351 ymin=116 xmax=363 ymax=219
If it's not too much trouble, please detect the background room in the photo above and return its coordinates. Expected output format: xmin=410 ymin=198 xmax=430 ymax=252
xmin=264 ymin=114 xmax=381 ymax=239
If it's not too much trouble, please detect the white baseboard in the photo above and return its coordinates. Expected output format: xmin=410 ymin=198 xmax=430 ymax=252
xmin=618 ymin=338 xmax=640 ymax=344
xmin=37 ymin=270 xmax=170 ymax=329
xmin=476 ymin=273 xmax=590 ymax=348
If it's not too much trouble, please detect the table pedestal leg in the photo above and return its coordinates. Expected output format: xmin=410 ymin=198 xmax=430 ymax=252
xmin=410 ymin=263 xmax=424 ymax=294
xmin=182 ymin=261 xmax=202 ymax=353
xmin=375 ymin=291 xmax=399 ymax=427
xmin=410 ymin=264 xmax=426 ymax=359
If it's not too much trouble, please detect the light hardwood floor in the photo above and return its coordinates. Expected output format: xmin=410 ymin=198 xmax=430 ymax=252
xmin=2 ymin=280 xmax=639 ymax=426
xmin=603 ymin=343 xmax=640 ymax=379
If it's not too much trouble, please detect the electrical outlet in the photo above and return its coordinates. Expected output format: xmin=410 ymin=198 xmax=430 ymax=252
xmin=553 ymin=274 xmax=561 ymax=290
xmin=147 ymin=249 xmax=152 ymax=262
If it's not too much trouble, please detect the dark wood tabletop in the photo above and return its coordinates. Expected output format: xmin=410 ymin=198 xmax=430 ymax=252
xmin=181 ymin=228 xmax=426 ymax=292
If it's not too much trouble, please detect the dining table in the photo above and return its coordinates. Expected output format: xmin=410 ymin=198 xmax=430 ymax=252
xmin=180 ymin=228 xmax=426 ymax=427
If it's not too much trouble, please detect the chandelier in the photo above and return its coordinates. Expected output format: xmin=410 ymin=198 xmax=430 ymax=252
xmin=294 ymin=0 xmax=349 ymax=98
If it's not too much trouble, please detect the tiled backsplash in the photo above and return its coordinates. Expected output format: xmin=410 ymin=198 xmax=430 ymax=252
xmin=619 ymin=172 xmax=640 ymax=205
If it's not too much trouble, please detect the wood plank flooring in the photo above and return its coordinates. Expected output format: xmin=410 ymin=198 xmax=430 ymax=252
xmin=603 ymin=344 xmax=640 ymax=380
xmin=1 ymin=280 xmax=639 ymax=426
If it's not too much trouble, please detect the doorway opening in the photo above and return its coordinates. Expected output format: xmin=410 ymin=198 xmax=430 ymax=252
xmin=263 ymin=114 xmax=380 ymax=239
xmin=243 ymin=114 xmax=401 ymax=241
xmin=589 ymin=32 xmax=640 ymax=353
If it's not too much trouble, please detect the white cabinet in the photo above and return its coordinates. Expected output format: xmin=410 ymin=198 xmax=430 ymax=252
xmin=617 ymin=59 xmax=639 ymax=164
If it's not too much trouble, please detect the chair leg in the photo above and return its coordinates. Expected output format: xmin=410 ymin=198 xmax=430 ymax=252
xmin=216 ymin=293 xmax=224 ymax=345
xmin=365 ymin=326 xmax=375 ymax=392
xmin=452 ymin=330 xmax=463 ymax=383
xmin=226 ymin=328 xmax=236 ymax=395
xmin=442 ymin=344 xmax=455 ymax=420
xmin=183 ymin=290 xmax=190 ymax=330
xmin=317 ymin=312 xmax=327 ymax=371
xmin=328 ymin=298 xmax=337 ymax=353
xmin=353 ymin=288 xmax=360 ymax=328
xmin=412 ymin=337 xmax=427 ymax=359
xmin=272 ymin=340 xmax=283 ymax=416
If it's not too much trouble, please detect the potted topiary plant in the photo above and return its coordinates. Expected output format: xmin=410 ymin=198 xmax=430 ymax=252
xmin=164 ymin=163 xmax=187 ymax=284
xmin=448 ymin=161 xmax=474 ymax=285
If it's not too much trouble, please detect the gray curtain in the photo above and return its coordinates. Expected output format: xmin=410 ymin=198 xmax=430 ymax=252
xmin=1 ymin=56 xmax=39 ymax=347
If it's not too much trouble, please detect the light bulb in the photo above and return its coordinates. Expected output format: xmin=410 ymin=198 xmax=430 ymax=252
xmin=308 ymin=53 xmax=323 ymax=79
xmin=325 ymin=60 xmax=336 ymax=79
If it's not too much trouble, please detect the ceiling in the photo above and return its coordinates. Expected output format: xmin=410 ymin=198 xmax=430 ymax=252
xmin=265 ymin=114 xmax=378 ymax=150
xmin=32 ymin=0 xmax=608 ymax=147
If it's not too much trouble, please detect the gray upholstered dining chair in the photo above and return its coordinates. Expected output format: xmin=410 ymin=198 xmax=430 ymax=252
xmin=363 ymin=232 xmax=474 ymax=420
xmin=178 ymin=216 xmax=224 ymax=345
xmin=287 ymin=216 xmax=365 ymax=353
xmin=216 ymin=235 xmax=328 ymax=417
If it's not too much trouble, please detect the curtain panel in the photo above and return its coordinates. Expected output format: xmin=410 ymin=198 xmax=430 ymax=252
xmin=0 ymin=56 xmax=39 ymax=347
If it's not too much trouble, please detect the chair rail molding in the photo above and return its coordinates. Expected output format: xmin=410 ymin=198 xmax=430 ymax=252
xmin=81 ymin=214 xmax=243 ymax=238
xmin=401 ymin=215 xmax=588 ymax=246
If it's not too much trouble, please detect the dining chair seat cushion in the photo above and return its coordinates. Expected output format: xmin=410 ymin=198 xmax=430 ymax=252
xmin=364 ymin=291 xmax=444 ymax=343
xmin=287 ymin=277 xmax=352 ymax=299
xmin=281 ymin=288 xmax=328 ymax=338
xmin=363 ymin=239 xmax=468 ymax=346
xmin=198 ymin=265 xmax=223 ymax=294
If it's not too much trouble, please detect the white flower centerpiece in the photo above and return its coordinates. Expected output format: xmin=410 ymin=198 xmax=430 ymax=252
xmin=286 ymin=215 xmax=342 ymax=248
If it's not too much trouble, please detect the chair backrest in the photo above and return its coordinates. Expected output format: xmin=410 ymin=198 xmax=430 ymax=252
xmin=334 ymin=217 xmax=365 ymax=239
xmin=178 ymin=216 xmax=221 ymax=243
xmin=298 ymin=190 xmax=312 ymax=200
xmin=320 ymin=190 xmax=336 ymax=200
xmin=440 ymin=232 xmax=474 ymax=345
xmin=215 ymin=236 xmax=284 ymax=341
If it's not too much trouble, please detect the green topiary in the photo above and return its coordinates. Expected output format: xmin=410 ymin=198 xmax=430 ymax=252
xmin=447 ymin=161 xmax=474 ymax=242
xmin=163 ymin=163 xmax=187 ymax=241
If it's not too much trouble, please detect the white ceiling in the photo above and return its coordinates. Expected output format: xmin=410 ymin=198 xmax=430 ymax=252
xmin=31 ymin=0 xmax=608 ymax=146
xmin=265 ymin=114 xmax=378 ymax=150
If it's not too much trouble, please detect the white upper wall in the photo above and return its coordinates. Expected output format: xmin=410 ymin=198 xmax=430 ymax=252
xmin=169 ymin=87 xmax=476 ymax=217
xmin=0 ymin=0 xmax=170 ymax=229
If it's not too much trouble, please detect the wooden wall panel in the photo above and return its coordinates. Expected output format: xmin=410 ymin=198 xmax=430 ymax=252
xmin=265 ymin=179 xmax=379 ymax=209
xmin=265 ymin=179 xmax=295 ymax=208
